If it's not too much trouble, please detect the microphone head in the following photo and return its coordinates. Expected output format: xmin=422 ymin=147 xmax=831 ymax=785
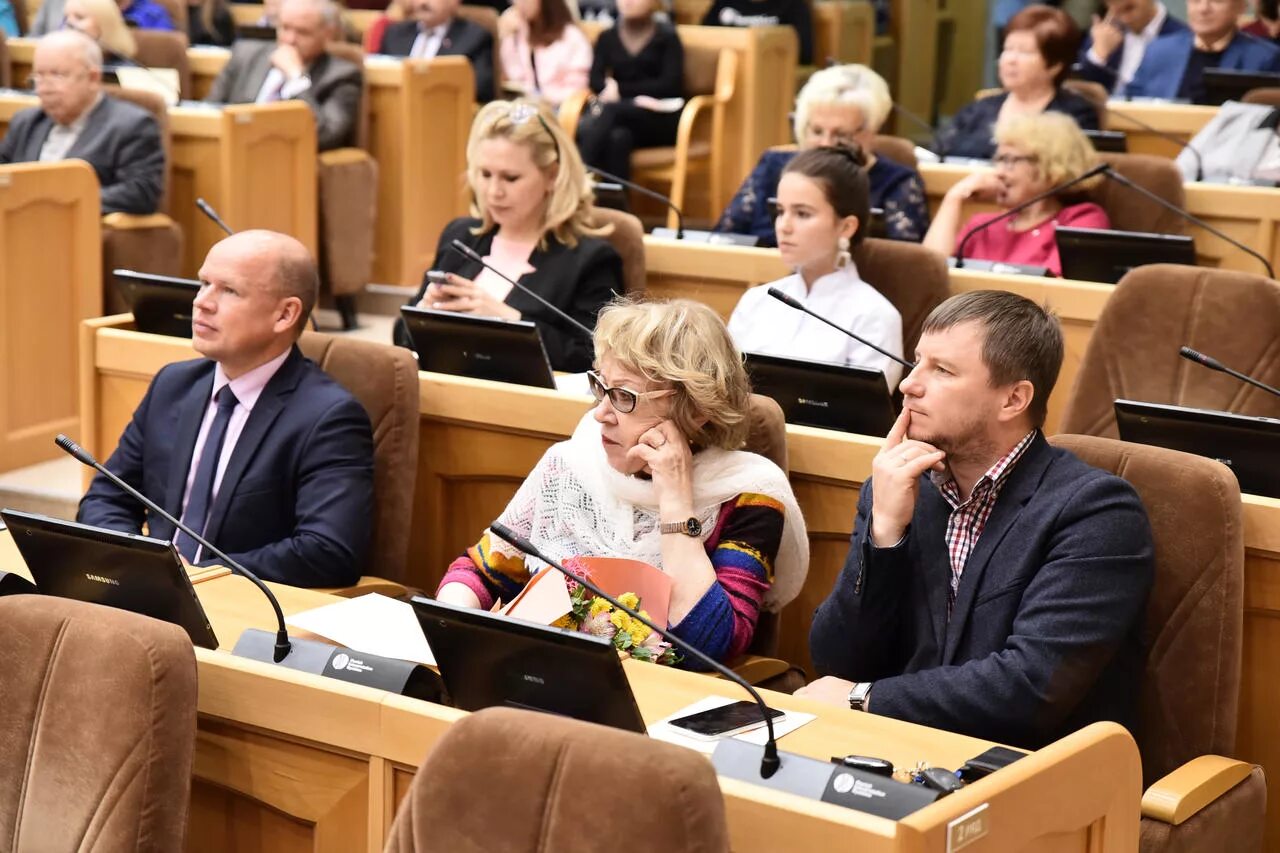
xmin=1179 ymin=346 xmax=1223 ymax=370
xmin=766 ymin=287 xmax=803 ymax=310
xmin=196 ymin=197 xmax=213 ymax=214
xmin=449 ymin=239 xmax=482 ymax=262
xmin=55 ymin=434 xmax=97 ymax=466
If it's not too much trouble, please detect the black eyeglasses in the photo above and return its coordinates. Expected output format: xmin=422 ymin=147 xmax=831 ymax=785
xmin=586 ymin=370 xmax=673 ymax=414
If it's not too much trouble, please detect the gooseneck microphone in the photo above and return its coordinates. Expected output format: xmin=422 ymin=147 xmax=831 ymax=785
xmin=587 ymin=166 xmax=685 ymax=239
xmin=954 ymin=162 xmax=1110 ymax=269
xmin=766 ymin=287 xmax=915 ymax=370
xmin=55 ymin=434 xmax=293 ymax=663
xmin=1108 ymin=108 xmax=1203 ymax=182
xmin=196 ymin=198 xmax=235 ymax=236
xmin=487 ymin=521 xmax=782 ymax=779
xmin=1179 ymin=346 xmax=1280 ymax=398
xmin=446 ymin=239 xmax=595 ymax=339
xmin=1100 ymin=168 xmax=1275 ymax=279
xmin=890 ymin=102 xmax=945 ymax=160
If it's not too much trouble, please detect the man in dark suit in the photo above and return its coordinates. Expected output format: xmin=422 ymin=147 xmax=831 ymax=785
xmin=1075 ymin=0 xmax=1187 ymax=95
xmin=0 ymin=30 xmax=164 ymax=214
xmin=379 ymin=0 xmax=495 ymax=102
xmin=800 ymin=291 xmax=1154 ymax=750
xmin=77 ymin=230 xmax=376 ymax=588
xmin=206 ymin=0 xmax=362 ymax=150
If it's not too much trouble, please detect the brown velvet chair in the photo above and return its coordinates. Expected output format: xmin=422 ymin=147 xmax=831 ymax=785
xmin=133 ymin=29 xmax=193 ymax=99
xmin=0 ymin=595 xmax=198 ymax=852
xmin=1063 ymin=78 xmax=1109 ymax=123
xmin=588 ymin=205 xmax=646 ymax=294
xmin=1090 ymin=152 xmax=1187 ymax=235
xmin=319 ymin=41 xmax=378 ymax=330
xmin=383 ymin=707 xmax=729 ymax=853
xmin=1059 ymin=264 xmax=1280 ymax=438
xmin=872 ymin=133 xmax=918 ymax=169
xmin=299 ymin=333 xmax=420 ymax=588
xmin=101 ymin=85 xmax=184 ymax=315
xmin=853 ymin=235 xmax=949 ymax=356
xmin=1242 ymin=86 xmax=1280 ymax=107
xmin=1047 ymin=435 xmax=1264 ymax=852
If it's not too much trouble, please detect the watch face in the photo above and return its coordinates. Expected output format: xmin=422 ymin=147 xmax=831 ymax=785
xmin=686 ymin=517 xmax=702 ymax=536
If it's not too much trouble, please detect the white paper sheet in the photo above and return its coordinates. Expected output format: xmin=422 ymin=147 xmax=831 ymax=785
xmin=647 ymin=695 xmax=816 ymax=754
xmin=285 ymin=593 xmax=435 ymax=666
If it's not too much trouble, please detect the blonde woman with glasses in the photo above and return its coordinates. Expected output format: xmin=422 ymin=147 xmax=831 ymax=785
xmin=434 ymin=299 xmax=808 ymax=668
xmin=394 ymin=99 xmax=623 ymax=372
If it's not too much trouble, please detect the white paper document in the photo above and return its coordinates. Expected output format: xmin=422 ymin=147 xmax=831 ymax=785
xmin=285 ymin=593 xmax=435 ymax=667
xmin=647 ymin=695 xmax=816 ymax=754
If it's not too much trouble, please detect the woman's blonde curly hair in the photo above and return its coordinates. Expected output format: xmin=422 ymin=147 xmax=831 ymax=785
xmin=466 ymin=98 xmax=610 ymax=249
xmin=594 ymin=298 xmax=751 ymax=451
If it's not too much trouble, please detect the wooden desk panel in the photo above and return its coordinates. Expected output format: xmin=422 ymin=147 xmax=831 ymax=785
xmin=6 ymin=36 xmax=33 ymax=91
xmin=1104 ymin=101 xmax=1218 ymax=159
xmin=0 ymin=161 xmax=101 ymax=471
xmin=187 ymin=46 xmax=230 ymax=101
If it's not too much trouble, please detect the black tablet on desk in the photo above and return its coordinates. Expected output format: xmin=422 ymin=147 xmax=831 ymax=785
xmin=399 ymin=306 xmax=556 ymax=389
xmin=745 ymin=352 xmax=896 ymax=436
xmin=0 ymin=509 xmax=218 ymax=648
xmin=1055 ymin=227 xmax=1196 ymax=284
xmin=1113 ymin=399 xmax=1280 ymax=498
xmin=113 ymin=269 xmax=201 ymax=337
xmin=410 ymin=596 xmax=648 ymax=733
xmin=1203 ymin=69 xmax=1280 ymax=107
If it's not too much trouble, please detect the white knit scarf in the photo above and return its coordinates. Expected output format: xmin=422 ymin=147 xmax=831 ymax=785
xmin=489 ymin=413 xmax=809 ymax=611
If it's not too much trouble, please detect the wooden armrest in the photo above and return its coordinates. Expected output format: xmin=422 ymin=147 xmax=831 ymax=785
xmin=717 ymin=655 xmax=791 ymax=685
xmin=673 ymin=93 xmax=714 ymax=152
xmin=316 ymin=576 xmax=410 ymax=599
xmin=557 ymin=89 xmax=591 ymax=135
xmin=319 ymin=147 xmax=373 ymax=167
xmin=101 ymin=212 xmax=178 ymax=230
xmin=1141 ymin=755 xmax=1255 ymax=826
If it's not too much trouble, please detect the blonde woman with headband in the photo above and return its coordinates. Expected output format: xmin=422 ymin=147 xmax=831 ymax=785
xmin=714 ymin=63 xmax=928 ymax=246
xmin=62 ymin=0 xmax=137 ymax=62
xmin=394 ymin=99 xmax=623 ymax=373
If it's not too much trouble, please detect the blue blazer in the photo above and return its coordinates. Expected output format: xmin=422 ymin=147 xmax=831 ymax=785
xmin=809 ymin=433 xmax=1154 ymax=749
xmin=1126 ymin=29 xmax=1280 ymax=100
xmin=77 ymin=346 xmax=375 ymax=587
xmin=1074 ymin=13 xmax=1188 ymax=93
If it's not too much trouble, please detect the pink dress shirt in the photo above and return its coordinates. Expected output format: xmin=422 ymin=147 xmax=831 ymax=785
xmin=955 ymin=202 xmax=1111 ymax=277
xmin=499 ymin=24 xmax=592 ymax=106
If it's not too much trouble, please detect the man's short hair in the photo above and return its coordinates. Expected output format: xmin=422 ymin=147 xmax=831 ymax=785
xmin=283 ymin=0 xmax=341 ymax=27
xmin=273 ymin=242 xmax=318 ymax=338
xmin=41 ymin=29 xmax=104 ymax=72
xmin=921 ymin=290 xmax=1064 ymax=428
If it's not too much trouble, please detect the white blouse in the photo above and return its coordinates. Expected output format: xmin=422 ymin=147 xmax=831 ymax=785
xmin=728 ymin=263 xmax=905 ymax=390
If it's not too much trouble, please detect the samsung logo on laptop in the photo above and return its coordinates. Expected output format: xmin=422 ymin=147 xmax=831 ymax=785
xmin=522 ymin=674 xmax=546 ymax=685
xmin=797 ymin=397 xmax=831 ymax=408
xmin=85 ymin=574 xmax=120 ymax=586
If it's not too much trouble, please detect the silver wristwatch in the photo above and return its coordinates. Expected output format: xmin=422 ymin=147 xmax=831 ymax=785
xmin=848 ymin=682 xmax=872 ymax=712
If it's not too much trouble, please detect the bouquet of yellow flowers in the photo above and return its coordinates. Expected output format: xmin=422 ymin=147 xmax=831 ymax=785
xmin=551 ymin=557 xmax=680 ymax=666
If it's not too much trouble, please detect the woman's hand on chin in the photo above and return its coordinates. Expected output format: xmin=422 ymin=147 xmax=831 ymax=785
xmin=626 ymin=420 xmax=695 ymax=513
xmin=419 ymin=273 xmax=520 ymax=321
xmin=949 ymin=171 xmax=1002 ymax=204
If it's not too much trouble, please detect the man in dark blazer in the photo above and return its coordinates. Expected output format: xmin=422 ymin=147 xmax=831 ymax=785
xmin=77 ymin=230 xmax=376 ymax=588
xmin=206 ymin=0 xmax=362 ymax=150
xmin=1074 ymin=0 xmax=1187 ymax=95
xmin=1126 ymin=0 xmax=1280 ymax=102
xmin=379 ymin=0 xmax=495 ymax=102
xmin=800 ymin=291 xmax=1154 ymax=750
xmin=0 ymin=31 xmax=164 ymax=215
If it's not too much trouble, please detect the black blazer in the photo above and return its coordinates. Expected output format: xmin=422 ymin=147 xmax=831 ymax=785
xmin=0 ymin=95 xmax=164 ymax=215
xmin=381 ymin=16 xmax=496 ymax=102
xmin=934 ymin=90 xmax=1101 ymax=160
xmin=76 ymin=347 xmax=376 ymax=588
xmin=394 ymin=217 xmax=622 ymax=373
xmin=809 ymin=433 xmax=1154 ymax=749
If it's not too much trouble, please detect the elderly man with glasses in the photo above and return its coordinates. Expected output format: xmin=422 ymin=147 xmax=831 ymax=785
xmin=0 ymin=29 xmax=164 ymax=214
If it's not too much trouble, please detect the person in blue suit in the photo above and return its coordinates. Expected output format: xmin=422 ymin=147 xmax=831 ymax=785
xmin=798 ymin=290 xmax=1154 ymax=749
xmin=1074 ymin=0 xmax=1188 ymax=95
xmin=1126 ymin=0 xmax=1280 ymax=102
xmin=77 ymin=230 xmax=376 ymax=588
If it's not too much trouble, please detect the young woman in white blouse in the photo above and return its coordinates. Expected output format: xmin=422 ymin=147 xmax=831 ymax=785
xmin=728 ymin=145 xmax=905 ymax=389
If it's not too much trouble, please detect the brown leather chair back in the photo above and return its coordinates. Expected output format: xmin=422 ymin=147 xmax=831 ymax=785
xmin=299 ymin=333 xmax=421 ymax=582
xmin=132 ymin=28 xmax=192 ymax=98
xmin=1242 ymin=86 xmax=1280 ymax=107
xmin=327 ymin=41 xmax=370 ymax=149
xmin=684 ymin=41 xmax=720 ymax=96
xmin=853 ymin=236 xmax=948 ymax=357
xmin=0 ymin=32 xmax=8 ymax=87
xmin=1063 ymin=78 xmax=1108 ymax=123
xmin=105 ymin=84 xmax=172 ymax=212
xmin=1059 ymin=264 xmax=1280 ymax=438
xmin=1048 ymin=435 xmax=1242 ymax=786
xmin=1089 ymin=152 xmax=1186 ymax=235
xmin=588 ymin=206 xmax=645 ymax=294
xmin=383 ymin=707 xmax=730 ymax=852
xmin=872 ymin=133 xmax=917 ymax=169
xmin=741 ymin=393 xmax=787 ymax=657
xmin=0 ymin=595 xmax=197 ymax=852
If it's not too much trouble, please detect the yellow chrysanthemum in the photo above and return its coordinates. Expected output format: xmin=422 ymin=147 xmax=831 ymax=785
xmin=618 ymin=592 xmax=640 ymax=611
xmin=589 ymin=597 xmax=612 ymax=618
xmin=629 ymin=622 xmax=650 ymax=646
xmin=610 ymin=610 xmax=629 ymax=631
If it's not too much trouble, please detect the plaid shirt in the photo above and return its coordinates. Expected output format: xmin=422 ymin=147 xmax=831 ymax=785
xmin=932 ymin=431 xmax=1037 ymax=617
